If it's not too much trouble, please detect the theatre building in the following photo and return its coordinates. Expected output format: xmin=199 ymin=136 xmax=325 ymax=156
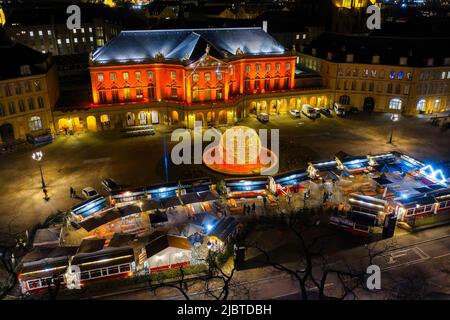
xmin=54 ymin=27 xmax=331 ymax=132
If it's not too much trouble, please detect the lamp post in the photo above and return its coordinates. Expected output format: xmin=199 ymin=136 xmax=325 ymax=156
xmin=32 ymin=151 xmax=49 ymax=201
xmin=388 ymin=113 xmax=399 ymax=144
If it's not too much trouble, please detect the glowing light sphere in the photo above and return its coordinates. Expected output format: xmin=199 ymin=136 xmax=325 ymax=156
xmin=219 ymin=126 xmax=261 ymax=165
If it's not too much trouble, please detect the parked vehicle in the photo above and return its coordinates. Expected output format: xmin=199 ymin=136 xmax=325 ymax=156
xmin=101 ymin=178 xmax=120 ymax=192
xmin=333 ymin=103 xmax=351 ymax=117
xmin=320 ymin=108 xmax=332 ymax=117
xmin=289 ymin=109 xmax=301 ymax=118
xmin=257 ymin=113 xmax=269 ymax=122
xmin=81 ymin=187 xmax=99 ymax=199
xmin=302 ymin=104 xmax=320 ymax=119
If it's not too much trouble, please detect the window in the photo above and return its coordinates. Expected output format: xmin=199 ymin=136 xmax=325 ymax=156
xmin=99 ymin=90 xmax=107 ymax=104
xmin=361 ymin=82 xmax=366 ymax=91
xmin=245 ymin=78 xmax=251 ymax=92
xmin=193 ymin=73 xmax=199 ymax=82
xmin=398 ymin=71 xmax=404 ymax=80
xmin=38 ymin=30 xmax=43 ymax=36
xmin=28 ymin=97 xmax=35 ymax=110
xmin=74 ymin=38 xmax=78 ymax=43
xmin=389 ymin=71 xmax=396 ymax=79
xmin=29 ymin=31 xmax=34 ymax=37
xmin=205 ymin=73 xmax=211 ymax=82
xmin=256 ymin=64 xmax=261 ymax=72
xmin=387 ymin=83 xmax=393 ymax=93
xmin=216 ymin=72 xmax=223 ymax=81
xmin=371 ymin=69 xmax=377 ymax=78
xmin=136 ymin=87 xmax=143 ymax=100
xmin=147 ymin=84 xmax=155 ymax=99
xmin=192 ymin=86 xmax=199 ymax=102
xmin=38 ymin=97 xmax=45 ymax=108
xmin=66 ymin=38 xmax=70 ymax=44
xmin=407 ymin=72 xmax=413 ymax=80
xmin=416 ymin=99 xmax=426 ymax=111
xmin=171 ymin=87 xmax=177 ymax=98
xmin=123 ymin=87 xmax=131 ymax=101
xmin=96 ymin=39 xmax=104 ymax=46
xmin=97 ymin=73 xmax=104 ymax=82
xmin=112 ymin=89 xmax=119 ymax=102
xmin=434 ymin=99 xmax=441 ymax=109
xmin=147 ymin=71 xmax=154 ymax=79
xmin=265 ymin=64 xmax=271 ymax=72
xmin=389 ymin=98 xmax=402 ymax=110
xmin=0 ymin=103 xmax=4 ymax=117
xmin=352 ymin=69 xmax=358 ymax=77
xmin=18 ymin=100 xmax=25 ymax=112
xmin=274 ymin=78 xmax=280 ymax=90
xmin=123 ymin=72 xmax=129 ymax=81
xmin=135 ymin=71 xmax=141 ymax=80
xmin=170 ymin=71 xmax=176 ymax=80
xmin=47 ymin=30 xmax=52 ymax=36
xmin=216 ymin=88 xmax=223 ymax=100
xmin=403 ymin=85 xmax=410 ymax=95
xmin=110 ymin=73 xmax=116 ymax=82
xmin=286 ymin=63 xmax=291 ymax=71
xmin=245 ymin=65 xmax=251 ymax=73
xmin=395 ymin=84 xmax=401 ymax=94
xmin=265 ymin=77 xmax=270 ymax=91
xmin=57 ymin=39 xmax=62 ymax=45
xmin=5 ymin=84 xmax=12 ymax=96
xmin=29 ymin=116 xmax=42 ymax=131
xmin=7 ymin=102 xmax=15 ymax=114
xmin=15 ymin=84 xmax=22 ymax=95
xmin=254 ymin=78 xmax=260 ymax=91
xmin=276 ymin=64 xmax=281 ymax=71
xmin=442 ymin=72 xmax=446 ymax=80
xmin=339 ymin=95 xmax=350 ymax=105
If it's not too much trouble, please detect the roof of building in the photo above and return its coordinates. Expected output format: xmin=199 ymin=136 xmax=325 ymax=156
xmin=76 ymin=238 xmax=106 ymax=254
xmin=78 ymin=210 xmax=122 ymax=232
xmin=32 ymin=227 xmax=62 ymax=248
xmin=92 ymin=27 xmax=286 ymax=65
xmin=303 ymin=32 xmax=450 ymax=67
xmin=145 ymin=234 xmax=191 ymax=258
xmin=0 ymin=31 xmax=52 ymax=80
xmin=207 ymin=217 xmax=239 ymax=242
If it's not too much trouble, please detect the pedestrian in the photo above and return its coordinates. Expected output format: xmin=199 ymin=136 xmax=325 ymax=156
xmin=288 ymin=195 xmax=291 ymax=204
xmin=252 ymin=202 xmax=256 ymax=212
xmin=70 ymin=186 xmax=74 ymax=198
xmin=247 ymin=205 xmax=251 ymax=214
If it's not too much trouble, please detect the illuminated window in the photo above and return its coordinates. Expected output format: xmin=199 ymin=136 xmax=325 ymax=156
xmin=286 ymin=63 xmax=291 ymax=71
xmin=245 ymin=65 xmax=251 ymax=73
xmin=193 ymin=73 xmax=199 ymax=82
xmin=29 ymin=116 xmax=42 ymax=131
xmin=97 ymin=39 xmax=104 ymax=46
xmin=112 ymin=89 xmax=119 ymax=102
xmin=38 ymin=30 xmax=43 ymax=36
xmin=74 ymin=38 xmax=78 ymax=43
xmin=389 ymin=98 xmax=402 ymax=110
xmin=47 ymin=30 xmax=52 ymax=36
xmin=398 ymin=71 xmax=404 ymax=80
xmin=28 ymin=97 xmax=35 ymax=110
xmin=135 ymin=71 xmax=141 ymax=79
xmin=171 ymin=87 xmax=178 ymax=97
xmin=97 ymin=73 xmax=104 ymax=82
xmin=57 ymin=39 xmax=61 ymax=45
xmin=216 ymin=88 xmax=223 ymax=100
xmin=389 ymin=71 xmax=395 ymax=79
xmin=34 ymin=80 xmax=41 ymax=91
xmin=371 ymin=69 xmax=377 ymax=78
xmin=256 ymin=64 xmax=261 ymax=72
xmin=216 ymin=72 xmax=223 ymax=81
xmin=123 ymin=87 xmax=131 ymax=101
xmin=110 ymin=73 xmax=116 ymax=81
xmin=170 ymin=71 xmax=176 ymax=80
xmin=276 ymin=64 xmax=281 ymax=71
xmin=407 ymin=72 xmax=412 ymax=80
xmin=265 ymin=64 xmax=271 ymax=72
xmin=416 ymin=99 xmax=426 ymax=111
xmin=29 ymin=31 xmax=34 ymax=37
xmin=123 ymin=72 xmax=129 ymax=81
xmin=147 ymin=71 xmax=153 ymax=79
xmin=434 ymin=99 xmax=440 ymax=109
xmin=442 ymin=72 xmax=446 ymax=79
xmin=363 ymin=69 xmax=369 ymax=77
xmin=205 ymin=72 xmax=211 ymax=82
xmin=65 ymin=38 xmax=70 ymax=44
xmin=136 ymin=87 xmax=143 ymax=100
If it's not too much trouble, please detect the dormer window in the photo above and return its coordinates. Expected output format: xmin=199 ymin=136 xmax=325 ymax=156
xmin=20 ymin=65 xmax=31 ymax=76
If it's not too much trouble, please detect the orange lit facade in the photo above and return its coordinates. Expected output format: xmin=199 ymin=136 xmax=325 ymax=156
xmin=89 ymin=54 xmax=296 ymax=106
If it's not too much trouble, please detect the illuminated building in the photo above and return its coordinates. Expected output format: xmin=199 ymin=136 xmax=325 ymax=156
xmin=0 ymin=37 xmax=59 ymax=144
xmin=299 ymin=33 xmax=450 ymax=115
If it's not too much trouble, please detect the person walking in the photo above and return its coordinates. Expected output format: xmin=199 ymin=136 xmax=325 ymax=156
xmin=70 ymin=187 xmax=75 ymax=198
xmin=252 ymin=202 xmax=256 ymax=212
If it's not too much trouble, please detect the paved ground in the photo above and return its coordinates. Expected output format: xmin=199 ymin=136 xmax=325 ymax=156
xmin=0 ymin=112 xmax=449 ymax=234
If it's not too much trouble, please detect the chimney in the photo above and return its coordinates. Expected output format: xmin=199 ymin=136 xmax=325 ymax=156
xmin=372 ymin=55 xmax=380 ymax=64
xmin=262 ymin=20 xmax=268 ymax=33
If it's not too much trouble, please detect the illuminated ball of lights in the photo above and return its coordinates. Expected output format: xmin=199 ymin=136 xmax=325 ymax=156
xmin=220 ymin=126 xmax=261 ymax=165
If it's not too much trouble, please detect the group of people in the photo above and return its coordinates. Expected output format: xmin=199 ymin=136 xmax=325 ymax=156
xmin=242 ymin=203 xmax=256 ymax=215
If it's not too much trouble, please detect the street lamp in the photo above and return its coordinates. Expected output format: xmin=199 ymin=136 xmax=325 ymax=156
xmin=32 ymin=151 xmax=49 ymax=201
xmin=388 ymin=113 xmax=399 ymax=144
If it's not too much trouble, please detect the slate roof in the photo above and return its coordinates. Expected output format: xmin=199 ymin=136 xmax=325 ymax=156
xmin=92 ymin=27 xmax=286 ymax=65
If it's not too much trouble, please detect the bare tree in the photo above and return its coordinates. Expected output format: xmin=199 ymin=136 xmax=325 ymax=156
xmin=149 ymin=267 xmax=191 ymax=300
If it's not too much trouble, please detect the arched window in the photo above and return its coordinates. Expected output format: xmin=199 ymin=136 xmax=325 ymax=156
xmin=264 ymin=76 xmax=270 ymax=91
xmin=147 ymin=83 xmax=155 ymax=100
xmin=416 ymin=99 xmax=426 ymax=111
xmin=389 ymin=98 xmax=402 ymax=110
xmin=29 ymin=116 xmax=42 ymax=131
xmin=192 ymin=86 xmax=199 ymax=102
xmin=254 ymin=77 xmax=261 ymax=91
xmin=244 ymin=77 xmax=251 ymax=92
